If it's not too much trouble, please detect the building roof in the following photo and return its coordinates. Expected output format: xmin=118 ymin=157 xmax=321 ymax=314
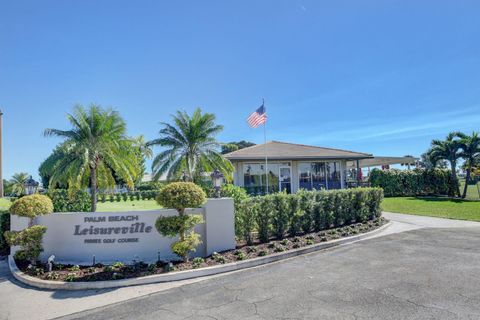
xmin=346 ymin=156 xmax=418 ymax=168
xmin=224 ymin=141 xmax=373 ymax=161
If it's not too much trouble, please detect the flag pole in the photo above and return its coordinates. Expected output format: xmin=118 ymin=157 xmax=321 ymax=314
xmin=263 ymin=98 xmax=268 ymax=194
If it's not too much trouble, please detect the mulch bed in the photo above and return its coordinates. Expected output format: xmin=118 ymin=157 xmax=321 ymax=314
xmin=16 ymin=217 xmax=386 ymax=282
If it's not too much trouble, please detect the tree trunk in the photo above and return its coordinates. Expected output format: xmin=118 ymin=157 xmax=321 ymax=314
xmin=463 ymin=167 xmax=471 ymax=199
xmin=90 ymin=167 xmax=97 ymax=212
xmin=450 ymin=161 xmax=460 ymax=197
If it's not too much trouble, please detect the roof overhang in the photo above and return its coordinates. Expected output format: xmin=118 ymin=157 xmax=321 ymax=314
xmin=346 ymin=156 xmax=418 ymax=168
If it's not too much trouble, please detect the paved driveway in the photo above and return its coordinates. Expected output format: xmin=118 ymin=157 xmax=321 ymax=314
xmin=61 ymin=224 xmax=480 ymax=320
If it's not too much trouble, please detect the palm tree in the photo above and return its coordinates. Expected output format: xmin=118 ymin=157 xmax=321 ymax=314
xmin=457 ymin=132 xmax=480 ymax=198
xmin=44 ymin=105 xmax=139 ymax=212
xmin=147 ymin=108 xmax=234 ymax=182
xmin=428 ymin=132 xmax=463 ymax=197
xmin=10 ymin=172 xmax=29 ymax=196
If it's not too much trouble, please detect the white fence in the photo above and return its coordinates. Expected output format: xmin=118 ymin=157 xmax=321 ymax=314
xmin=10 ymin=198 xmax=235 ymax=265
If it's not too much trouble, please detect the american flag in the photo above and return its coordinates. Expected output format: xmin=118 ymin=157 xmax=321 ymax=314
xmin=247 ymin=104 xmax=267 ymax=128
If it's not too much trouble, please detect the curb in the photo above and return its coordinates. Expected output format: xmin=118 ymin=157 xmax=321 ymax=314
xmin=9 ymin=221 xmax=392 ymax=290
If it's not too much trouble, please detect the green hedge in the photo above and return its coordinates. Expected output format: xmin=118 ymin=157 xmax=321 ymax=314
xmin=235 ymin=187 xmax=383 ymax=243
xmin=0 ymin=211 xmax=10 ymax=255
xmin=47 ymin=189 xmax=91 ymax=212
xmin=369 ymin=168 xmax=457 ymax=197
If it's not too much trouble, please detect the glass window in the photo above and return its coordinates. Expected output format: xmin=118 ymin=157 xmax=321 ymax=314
xmin=298 ymin=162 xmax=327 ymax=191
xmin=243 ymin=162 xmax=289 ymax=195
xmin=326 ymin=162 xmax=341 ymax=189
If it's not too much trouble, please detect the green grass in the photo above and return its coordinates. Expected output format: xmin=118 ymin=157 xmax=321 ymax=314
xmin=382 ymin=197 xmax=480 ymax=221
xmin=459 ymin=179 xmax=480 ymax=200
xmin=96 ymin=200 xmax=160 ymax=212
xmin=0 ymin=198 xmax=11 ymax=211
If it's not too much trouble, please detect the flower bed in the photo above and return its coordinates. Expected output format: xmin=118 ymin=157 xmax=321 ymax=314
xmin=14 ymin=217 xmax=386 ymax=282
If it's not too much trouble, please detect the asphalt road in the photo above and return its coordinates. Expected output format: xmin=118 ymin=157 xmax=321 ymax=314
xmin=60 ymin=226 xmax=480 ymax=320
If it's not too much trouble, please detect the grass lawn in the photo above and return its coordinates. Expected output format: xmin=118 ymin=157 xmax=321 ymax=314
xmin=382 ymin=197 xmax=480 ymax=221
xmin=459 ymin=179 xmax=480 ymax=200
xmin=0 ymin=198 xmax=11 ymax=211
xmin=96 ymin=200 xmax=160 ymax=212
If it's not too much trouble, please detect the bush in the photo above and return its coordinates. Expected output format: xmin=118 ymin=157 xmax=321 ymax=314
xmin=0 ymin=211 xmax=10 ymax=255
xmin=170 ymin=232 xmax=202 ymax=260
xmin=235 ymin=188 xmax=384 ymax=242
xmin=236 ymin=199 xmax=257 ymax=244
xmin=121 ymin=193 xmax=128 ymax=202
xmin=156 ymin=182 xmax=206 ymax=214
xmin=271 ymin=193 xmax=290 ymax=239
xmin=10 ymin=194 xmax=54 ymax=218
xmin=47 ymin=189 xmax=91 ymax=212
xmin=155 ymin=214 xmax=203 ymax=237
xmin=155 ymin=182 xmax=207 ymax=261
xmin=4 ymin=225 xmax=47 ymax=263
xmin=369 ymin=168 xmax=456 ymax=197
xmin=256 ymin=195 xmax=273 ymax=243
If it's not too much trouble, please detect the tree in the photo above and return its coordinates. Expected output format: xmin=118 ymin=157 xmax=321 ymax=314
xmin=428 ymin=132 xmax=462 ymax=197
xmin=457 ymin=132 xmax=480 ymax=198
xmin=418 ymin=150 xmax=448 ymax=169
xmin=10 ymin=172 xmax=29 ymax=196
xmin=221 ymin=140 xmax=256 ymax=154
xmin=148 ymin=108 xmax=234 ymax=182
xmin=44 ymin=105 xmax=140 ymax=212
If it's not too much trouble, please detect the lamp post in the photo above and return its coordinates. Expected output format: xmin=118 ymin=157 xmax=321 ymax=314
xmin=210 ymin=169 xmax=224 ymax=198
xmin=24 ymin=176 xmax=39 ymax=195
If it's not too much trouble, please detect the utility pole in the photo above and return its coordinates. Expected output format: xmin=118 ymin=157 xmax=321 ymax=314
xmin=0 ymin=110 xmax=3 ymax=198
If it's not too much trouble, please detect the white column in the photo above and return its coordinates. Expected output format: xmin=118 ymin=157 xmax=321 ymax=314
xmin=203 ymin=198 xmax=235 ymax=256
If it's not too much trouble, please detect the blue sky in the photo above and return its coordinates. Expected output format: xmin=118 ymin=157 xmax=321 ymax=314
xmin=1 ymin=1 xmax=479 ymax=180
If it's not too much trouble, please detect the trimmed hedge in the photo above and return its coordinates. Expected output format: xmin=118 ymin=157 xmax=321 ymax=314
xmin=47 ymin=189 xmax=91 ymax=212
xmin=0 ymin=211 xmax=10 ymax=255
xmin=235 ymin=188 xmax=383 ymax=243
xmin=369 ymin=168 xmax=457 ymax=197
xmin=9 ymin=194 xmax=54 ymax=218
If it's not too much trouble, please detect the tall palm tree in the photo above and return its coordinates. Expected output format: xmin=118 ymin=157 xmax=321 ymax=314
xmin=44 ymin=105 xmax=139 ymax=212
xmin=148 ymin=108 xmax=234 ymax=182
xmin=10 ymin=172 xmax=29 ymax=196
xmin=428 ymin=132 xmax=462 ymax=197
xmin=457 ymin=132 xmax=480 ymax=198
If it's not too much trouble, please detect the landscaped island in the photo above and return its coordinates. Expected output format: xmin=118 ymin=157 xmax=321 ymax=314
xmin=9 ymin=187 xmax=385 ymax=283
xmin=17 ymin=217 xmax=386 ymax=282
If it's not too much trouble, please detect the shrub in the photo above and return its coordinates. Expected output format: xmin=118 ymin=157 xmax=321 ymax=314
xmin=256 ymin=196 xmax=273 ymax=243
xmin=47 ymin=189 xmax=91 ymax=212
xmin=156 ymin=182 xmax=206 ymax=214
xmin=0 ymin=211 xmax=10 ymax=255
xmin=192 ymin=257 xmax=205 ymax=268
xmin=155 ymin=182 xmax=206 ymax=261
xmin=297 ymin=189 xmax=315 ymax=233
xmin=129 ymin=193 xmax=136 ymax=201
xmin=234 ymin=187 xmax=383 ymax=243
xmin=9 ymin=194 xmax=53 ymax=219
xmin=155 ymin=214 xmax=203 ymax=238
xmin=289 ymin=209 xmax=304 ymax=236
xmin=115 ymin=193 xmax=121 ymax=202
xmin=121 ymin=193 xmax=128 ymax=202
xmin=109 ymin=194 xmax=115 ymax=202
xmin=236 ymin=199 xmax=257 ymax=245
xmin=4 ymin=225 xmax=47 ymax=264
xmin=370 ymin=168 xmax=456 ymax=197
xmin=271 ymin=193 xmax=290 ymax=239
